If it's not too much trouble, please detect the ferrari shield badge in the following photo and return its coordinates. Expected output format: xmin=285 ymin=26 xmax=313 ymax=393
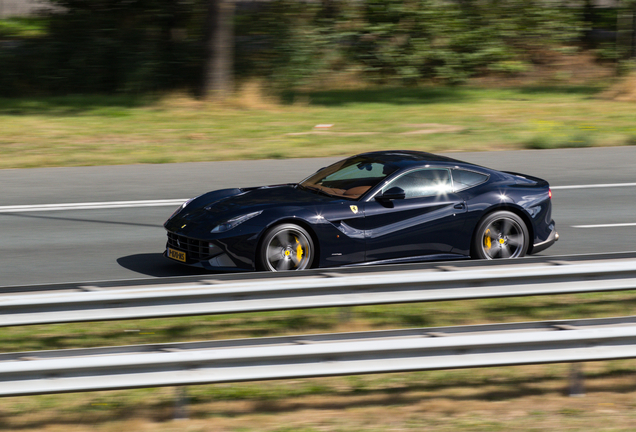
xmin=350 ymin=205 xmax=358 ymax=214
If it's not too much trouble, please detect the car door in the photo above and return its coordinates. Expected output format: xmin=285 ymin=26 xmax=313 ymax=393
xmin=362 ymin=168 xmax=468 ymax=262
xmin=318 ymin=200 xmax=367 ymax=266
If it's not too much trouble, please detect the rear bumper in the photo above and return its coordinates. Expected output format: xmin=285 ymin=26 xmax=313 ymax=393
xmin=531 ymin=222 xmax=559 ymax=254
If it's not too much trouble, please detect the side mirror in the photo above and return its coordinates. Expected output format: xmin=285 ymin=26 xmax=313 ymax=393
xmin=376 ymin=186 xmax=406 ymax=201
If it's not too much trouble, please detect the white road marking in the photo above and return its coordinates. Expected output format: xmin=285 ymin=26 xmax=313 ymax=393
xmin=0 ymin=199 xmax=188 ymax=213
xmin=572 ymin=223 xmax=636 ymax=229
xmin=552 ymin=182 xmax=636 ymax=190
xmin=0 ymin=181 xmax=634 ymax=213
xmin=558 ymin=183 xmax=636 ymax=229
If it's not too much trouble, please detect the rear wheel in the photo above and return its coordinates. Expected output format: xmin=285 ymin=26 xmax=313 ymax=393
xmin=258 ymin=224 xmax=314 ymax=271
xmin=472 ymin=211 xmax=529 ymax=260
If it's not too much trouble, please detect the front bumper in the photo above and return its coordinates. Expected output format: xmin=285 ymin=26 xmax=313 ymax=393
xmin=531 ymin=222 xmax=559 ymax=254
xmin=164 ymin=231 xmax=243 ymax=271
xmin=163 ymin=249 xmax=245 ymax=271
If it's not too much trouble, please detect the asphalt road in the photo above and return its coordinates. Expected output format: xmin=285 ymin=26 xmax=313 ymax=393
xmin=1 ymin=147 xmax=635 ymax=287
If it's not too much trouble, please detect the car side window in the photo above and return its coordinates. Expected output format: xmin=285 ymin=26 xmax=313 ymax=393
xmin=382 ymin=168 xmax=452 ymax=199
xmin=452 ymin=169 xmax=488 ymax=192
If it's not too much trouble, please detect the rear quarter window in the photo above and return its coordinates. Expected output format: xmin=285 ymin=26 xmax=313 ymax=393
xmin=452 ymin=169 xmax=488 ymax=192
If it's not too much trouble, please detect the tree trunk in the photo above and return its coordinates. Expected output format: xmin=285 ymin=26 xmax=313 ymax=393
xmin=201 ymin=0 xmax=234 ymax=99
xmin=617 ymin=0 xmax=634 ymax=60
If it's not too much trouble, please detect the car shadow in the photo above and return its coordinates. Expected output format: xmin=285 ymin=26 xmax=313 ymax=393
xmin=116 ymin=253 xmax=213 ymax=278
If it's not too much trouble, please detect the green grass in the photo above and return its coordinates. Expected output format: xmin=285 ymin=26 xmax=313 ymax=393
xmin=1 ymin=84 xmax=635 ymax=169
xmin=0 ymin=17 xmax=48 ymax=39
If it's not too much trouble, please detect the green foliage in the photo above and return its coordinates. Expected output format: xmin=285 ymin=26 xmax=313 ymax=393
xmin=617 ymin=59 xmax=636 ymax=76
xmin=234 ymin=0 xmax=339 ymax=89
xmin=488 ymin=60 xmax=532 ymax=75
xmin=342 ymin=0 xmax=583 ymax=84
xmin=234 ymin=0 xmax=585 ymax=87
xmin=523 ymin=133 xmax=594 ymax=149
xmin=0 ymin=0 xmax=204 ymax=95
xmin=0 ymin=17 xmax=47 ymax=39
xmin=0 ymin=0 xmax=587 ymax=95
xmin=594 ymin=42 xmax=620 ymax=62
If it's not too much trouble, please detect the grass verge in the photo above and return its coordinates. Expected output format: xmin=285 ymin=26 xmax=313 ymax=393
xmin=1 ymin=84 xmax=636 ymax=169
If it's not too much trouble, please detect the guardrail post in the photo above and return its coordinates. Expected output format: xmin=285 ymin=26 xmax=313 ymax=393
xmin=174 ymin=386 xmax=188 ymax=419
xmin=569 ymin=363 xmax=585 ymax=397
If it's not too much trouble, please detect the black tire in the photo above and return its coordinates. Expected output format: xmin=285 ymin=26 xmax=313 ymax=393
xmin=472 ymin=211 xmax=529 ymax=260
xmin=258 ymin=223 xmax=315 ymax=271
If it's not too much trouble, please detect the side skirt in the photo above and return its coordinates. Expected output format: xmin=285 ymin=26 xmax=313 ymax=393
xmin=342 ymin=254 xmax=470 ymax=267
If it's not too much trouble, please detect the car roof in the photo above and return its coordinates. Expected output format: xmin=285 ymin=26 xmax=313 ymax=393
xmin=356 ymin=150 xmax=468 ymax=167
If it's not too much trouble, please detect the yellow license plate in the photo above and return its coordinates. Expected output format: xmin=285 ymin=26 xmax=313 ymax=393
xmin=167 ymin=248 xmax=186 ymax=262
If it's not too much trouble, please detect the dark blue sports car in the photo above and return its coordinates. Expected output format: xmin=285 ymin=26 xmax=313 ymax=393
xmin=164 ymin=151 xmax=557 ymax=271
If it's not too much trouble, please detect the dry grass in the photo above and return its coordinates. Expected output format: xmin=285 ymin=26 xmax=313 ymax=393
xmin=230 ymin=80 xmax=281 ymax=110
xmin=599 ymin=73 xmax=636 ymax=102
xmin=2 ymin=82 xmax=636 ymax=169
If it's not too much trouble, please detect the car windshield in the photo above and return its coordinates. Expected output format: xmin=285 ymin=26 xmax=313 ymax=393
xmin=299 ymin=156 xmax=399 ymax=200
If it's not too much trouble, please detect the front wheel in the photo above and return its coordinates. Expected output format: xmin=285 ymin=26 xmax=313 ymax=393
xmin=472 ymin=211 xmax=529 ymax=260
xmin=258 ymin=224 xmax=314 ymax=271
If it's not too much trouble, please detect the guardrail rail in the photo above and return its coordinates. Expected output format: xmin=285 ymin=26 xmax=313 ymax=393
xmin=2 ymin=259 xmax=636 ymax=327
xmin=2 ymin=315 xmax=636 ymax=397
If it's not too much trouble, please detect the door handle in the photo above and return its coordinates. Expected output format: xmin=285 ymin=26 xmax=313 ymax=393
xmin=454 ymin=203 xmax=466 ymax=210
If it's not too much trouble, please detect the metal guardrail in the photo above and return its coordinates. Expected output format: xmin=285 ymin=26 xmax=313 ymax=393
xmin=2 ymin=259 xmax=636 ymax=327
xmin=2 ymin=315 xmax=636 ymax=397
xmin=5 ymin=251 xmax=636 ymax=295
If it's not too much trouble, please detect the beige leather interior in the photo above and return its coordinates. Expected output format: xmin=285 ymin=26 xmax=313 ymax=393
xmin=343 ymin=186 xmax=372 ymax=196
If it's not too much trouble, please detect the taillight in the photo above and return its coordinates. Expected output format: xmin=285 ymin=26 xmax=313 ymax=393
xmin=548 ymin=189 xmax=552 ymax=199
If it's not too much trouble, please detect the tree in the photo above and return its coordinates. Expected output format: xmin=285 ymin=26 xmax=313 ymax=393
xmin=201 ymin=0 xmax=234 ymax=98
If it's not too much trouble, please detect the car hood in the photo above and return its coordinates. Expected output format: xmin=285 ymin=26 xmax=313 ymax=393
xmin=165 ymin=185 xmax=337 ymax=231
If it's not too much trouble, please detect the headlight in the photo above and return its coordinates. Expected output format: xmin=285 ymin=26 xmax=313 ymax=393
xmin=168 ymin=198 xmax=194 ymax=220
xmin=211 ymin=211 xmax=263 ymax=233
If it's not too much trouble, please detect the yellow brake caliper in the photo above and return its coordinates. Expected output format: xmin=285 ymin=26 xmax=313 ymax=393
xmin=295 ymin=237 xmax=304 ymax=262
xmin=484 ymin=229 xmax=491 ymax=250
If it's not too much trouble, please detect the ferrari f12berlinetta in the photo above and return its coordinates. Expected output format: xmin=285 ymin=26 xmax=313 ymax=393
xmin=164 ymin=151 xmax=557 ymax=271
